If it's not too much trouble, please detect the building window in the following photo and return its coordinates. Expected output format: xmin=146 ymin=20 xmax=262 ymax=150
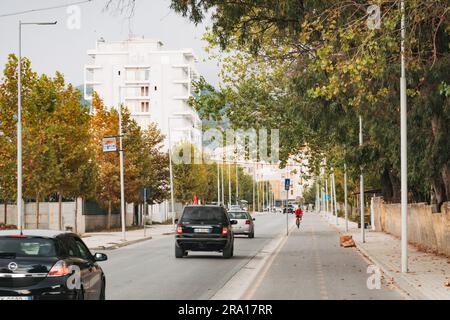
xmin=141 ymin=86 xmax=149 ymax=96
xmin=141 ymin=101 xmax=150 ymax=113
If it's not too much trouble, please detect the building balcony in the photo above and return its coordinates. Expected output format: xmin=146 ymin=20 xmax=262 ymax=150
xmin=125 ymin=79 xmax=150 ymax=85
xmin=85 ymin=80 xmax=102 ymax=85
xmin=124 ymin=96 xmax=151 ymax=101
xmin=173 ymin=95 xmax=190 ymax=101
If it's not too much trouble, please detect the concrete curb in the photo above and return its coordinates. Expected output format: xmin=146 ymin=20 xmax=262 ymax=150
xmin=89 ymin=236 xmax=153 ymax=251
xmin=319 ymin=213 xmax=427 ymax=300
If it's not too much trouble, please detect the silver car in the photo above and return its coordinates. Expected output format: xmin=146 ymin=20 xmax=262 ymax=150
xmin=228 ymin=210 xmax=255 ymax=238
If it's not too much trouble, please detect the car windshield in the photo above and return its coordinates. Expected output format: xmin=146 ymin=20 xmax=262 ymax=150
xmin=0 ymin=237 xmax=56 ymax=258
xmin=228 ymin=212 xmax=248 ymax=220
xmin=181 ymin=207 xmax=227 ymax=224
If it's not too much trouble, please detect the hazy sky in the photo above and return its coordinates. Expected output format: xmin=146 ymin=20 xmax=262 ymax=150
xmin=0 ymin=0 xmax=219 ymax=87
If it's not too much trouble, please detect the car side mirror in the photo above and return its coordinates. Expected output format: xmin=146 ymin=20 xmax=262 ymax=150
xmin=94 ymin=253 xmax=108 ymax=262
xmin=230 ymin=220 xmax=238 ymax=225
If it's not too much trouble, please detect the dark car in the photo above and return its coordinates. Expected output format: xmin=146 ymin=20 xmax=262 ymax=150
xmin=0 ymin=230 xmax=107 ymax=300
xmin=283 ymin=204 xmax=295 ymax=214
xmin=175 ymin=205 xmax=237 ymax=259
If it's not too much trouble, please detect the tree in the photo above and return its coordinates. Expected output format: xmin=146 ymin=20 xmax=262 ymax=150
xmin=141 ymin=123 xmax=170 ymax=205
xmin=178 ymin=0 xmax=450 ymax=206
xmin=90 ymin=93 xmax=120 ymax=229
xmin=23 ymin=73 xmax=59 ymax=228
xmin=0 ymin=55 xmax=37 ymax=225
xmin=50 ymin=75 xmax=95 ymax=230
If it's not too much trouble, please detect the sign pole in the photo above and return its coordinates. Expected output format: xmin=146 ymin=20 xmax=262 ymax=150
xmin=285 ymin=178 xmax=290 ymax=236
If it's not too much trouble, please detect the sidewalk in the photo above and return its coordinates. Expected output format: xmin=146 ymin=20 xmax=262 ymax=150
xmin=82 ymin=224 xmax=175 ymax=250
xmin=320 ymin=211 xmax=450 ymax=300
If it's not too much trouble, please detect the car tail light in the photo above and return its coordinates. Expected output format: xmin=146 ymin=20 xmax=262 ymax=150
xmin=8 ymin=235 xmax=28 ymax=238
xmin=245 ymin=220 xmax=251 ymax=225
xmin=176 ymin=224 xmax=183 ymax=234
xmin=221 ymin=227 xmax=229 ymax=236
xmin=48 ymin=260 xmax=71 ymax=277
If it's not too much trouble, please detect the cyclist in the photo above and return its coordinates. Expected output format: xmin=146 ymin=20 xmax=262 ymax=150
xmin=295 ymin=207 xmax=303 ymax=228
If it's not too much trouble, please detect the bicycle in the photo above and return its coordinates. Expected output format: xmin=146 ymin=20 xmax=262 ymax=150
xmin=295 ymin=216 xmax=302 ymax=228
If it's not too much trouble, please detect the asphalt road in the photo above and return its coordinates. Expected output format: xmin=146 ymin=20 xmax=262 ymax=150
xmin=102 ymin=213 xmax=289 ymax=300
xmin=101 ymin=212 xmax=404 ymax=300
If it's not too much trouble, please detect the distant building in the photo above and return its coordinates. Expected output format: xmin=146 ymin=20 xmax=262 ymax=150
xmin=84 ymin=37 xmax=202 ymax=149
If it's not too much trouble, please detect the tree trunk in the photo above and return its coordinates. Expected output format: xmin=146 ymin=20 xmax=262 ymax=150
xmin=380 ymin=164 xmax=393 ymax=201
xmin=441 ymin=163 xmax=450 ymax=202
xmin=388 ymin=171 xmax=401 ymax=203
xmin=74 ymin=198 xmax=78 ymax=234
xmin=107 ymin=200 xmax=112 ymax=230
xmin=4 ymin=202 xmax=7 ymax=225
xmin=36 ymin=193 xmax=40 ymax=229
xmin=432 ymin=175 xmax=446 ymax=211
xmin=58 ymin=193 xmax=63 ymax=230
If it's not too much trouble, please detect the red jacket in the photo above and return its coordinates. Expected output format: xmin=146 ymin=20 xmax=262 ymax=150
xmin=295 ymin=208 xmax=303 ymax=217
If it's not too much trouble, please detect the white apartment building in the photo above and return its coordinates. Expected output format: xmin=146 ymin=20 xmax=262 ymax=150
xmin=84 ymin=37 xmax=202 ymax=149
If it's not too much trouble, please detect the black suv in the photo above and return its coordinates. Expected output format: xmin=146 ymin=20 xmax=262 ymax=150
xmin=175 ymin=205 xmax=237 ymax=259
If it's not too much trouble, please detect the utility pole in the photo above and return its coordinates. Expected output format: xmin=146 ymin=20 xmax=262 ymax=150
xmin=344 ymin=163 xmax=349 ymax=232
xmin=253 ymin=163 xmax=256 ymax=213
xmin=257 ymin=164 xmax=260 ymax=212
xmin=228 ymin=161 xmax=232 ymax=208
xmin=360 ymin=115 xmax=365 ymax=243
xmin=235 ymin=157 xmax=239 ymax=205
xmin=217 ymin=161 xmax=221 ymax=205
xmin=325 ymin=177 xmax=329 ymax=214
xmin=221 ymin=157 xmax=225 ymax=207
xmin=400 ymin=0 xmax=408 ymax=273
xmin=332 ymin=170 xmax=338 ymax=225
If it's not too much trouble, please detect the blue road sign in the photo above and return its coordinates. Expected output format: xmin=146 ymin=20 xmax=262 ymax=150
xmin=284 ymin=178 xmax=291 ymax=191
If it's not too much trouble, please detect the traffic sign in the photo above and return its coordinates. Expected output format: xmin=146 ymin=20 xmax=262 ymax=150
xmin=284 ymin=178 xmax=291 ymax=191
xmin=102 ymin=137 xmax=117 ymax=152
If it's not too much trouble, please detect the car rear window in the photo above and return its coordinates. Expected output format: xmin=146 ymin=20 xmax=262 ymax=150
xmin=228 ymin=211 xmax=248 ymax=219
xmin=181 ymin=207 xmax=228 ymax=224
xmin=0 ymin=237 xmax=56 ymax=258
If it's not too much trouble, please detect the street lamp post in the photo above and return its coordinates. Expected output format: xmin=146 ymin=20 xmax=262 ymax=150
xmin=228 ymin=161 xmax=232 ymax=208
xmin=217 ymin=160 xmax=221 ymax=204
xmin=344 ymin=163 xmax=349 ymax=232
xmin=221 ymin=158 xmax=225 ymax=207
xmin=332 ymin=168 xmax=338 ymax=225
xmin=17 ymin=21 xmax=57 ymax=232
xmin=360 ymin=115 xmax=365 ymax=243
xmin=235 ymin=156 xmax=239 ymax=205
xmin=168 ymin=123 xmax=175 ymax=226
xmin=400 ymin=0 xmax=408 ymax=273
xmin=253 ymin=163 xmax=256 ymax=213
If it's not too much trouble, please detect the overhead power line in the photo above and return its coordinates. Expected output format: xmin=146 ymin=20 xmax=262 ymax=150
xmin=0 ymin=0 xmax=94 ymax=18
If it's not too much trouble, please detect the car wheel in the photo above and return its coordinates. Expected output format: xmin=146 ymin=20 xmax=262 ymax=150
xmin=175 ymin=245 xmax=184 ymax=258
xmin=248 ymin=232 xmax=254 ymax=239
xmin=99 ymin=279 xmax=106 ymax=300
xmin=223 ymin=243 xmax=233 ymax=259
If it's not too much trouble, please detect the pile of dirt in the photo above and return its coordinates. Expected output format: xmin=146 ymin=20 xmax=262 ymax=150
xmin=340 ymin=235 xmax=356 ymax=248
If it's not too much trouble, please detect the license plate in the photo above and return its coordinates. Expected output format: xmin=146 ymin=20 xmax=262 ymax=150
xmin=194 ymin=228 xmax=211 ymax=233
xmin=0 ymin=296 xmax=33 ymax=300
